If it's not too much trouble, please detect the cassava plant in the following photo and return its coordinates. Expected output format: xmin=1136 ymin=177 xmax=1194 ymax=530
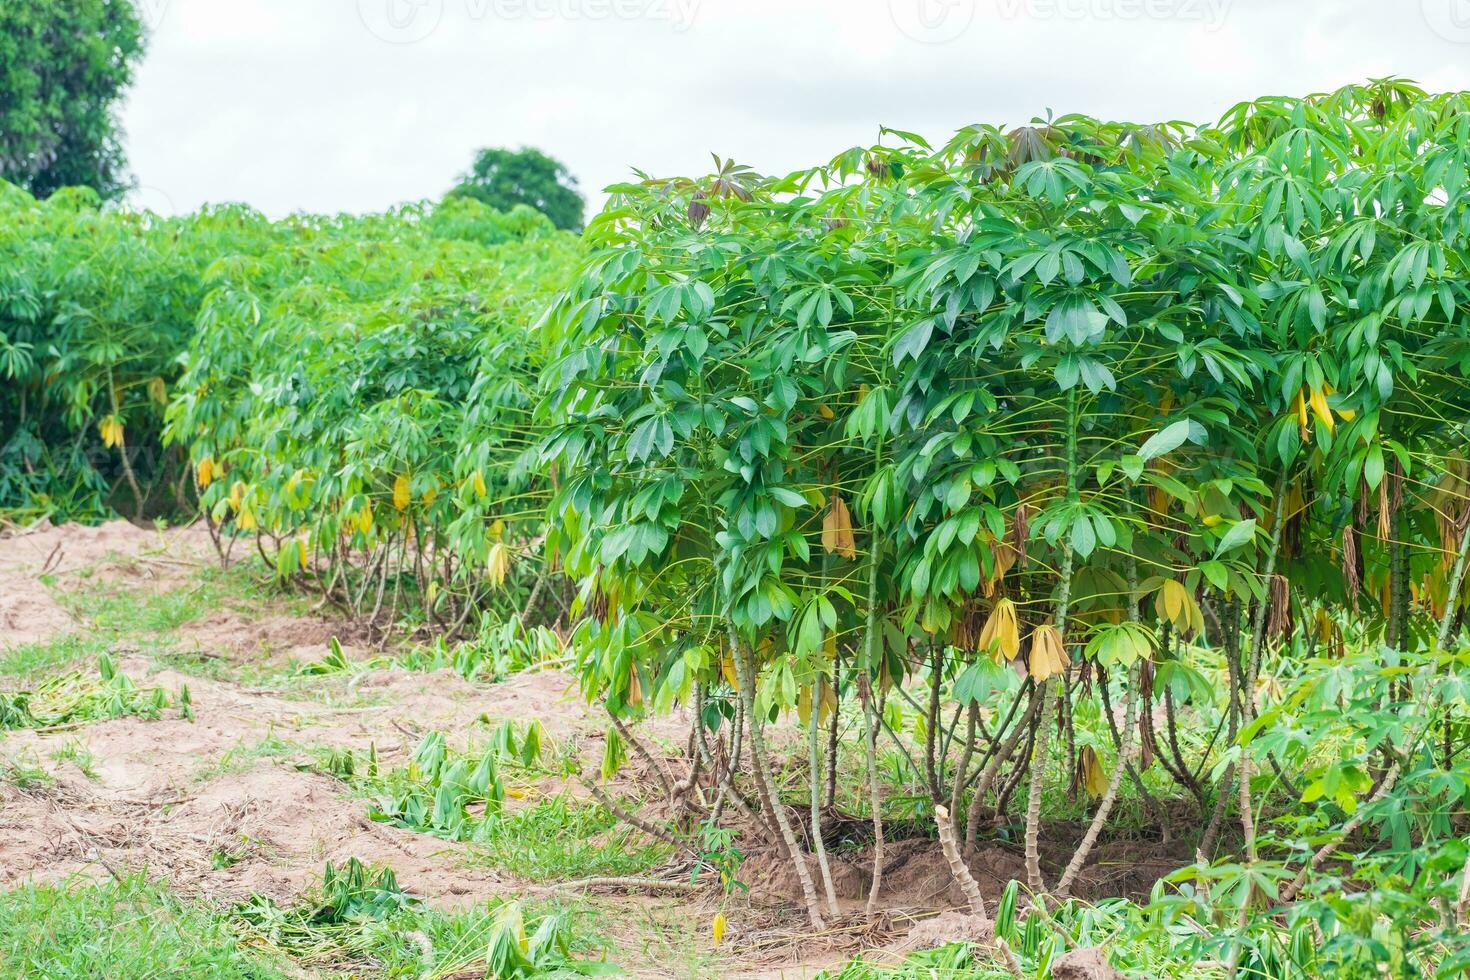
xmin=539 ymin=79 xmax=1470 ymax=972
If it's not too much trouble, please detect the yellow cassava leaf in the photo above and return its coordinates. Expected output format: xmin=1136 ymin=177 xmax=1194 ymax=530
xmin=627 ymin=660 xmax=643 ymax=707
xmin=147 ymin=376 xmax=168 ymax=406
xmin=196 ymin=457 xmax=215 ymax=488
xmin=978 ymin=597 xmax=1021 ymax=662
xmin=1307 ymin=386 xmax=1335 ymax=434
xmin=1081 ymin=745 xmax=1109 ymax=798
xmin=98 ymin=416 xmax=123 ymax=449
xmin=1154 ymin=579 xmax=1203 ymax=633
xmin=1028 ymin=624 xmax=1067 ymax=682
xmin=818 ymin=676 xmax=837 ymax=726
xmin=986 ymin=538 xmax=1017 ymax=596
xmin=822 ymin=494 xmax=857 ymax=560
xmin=487 ymin=541 xmax=511 ymax=587
xmin=712 ymin=912 xmax=728 ymax=946
xmin=473 ymin=470 xmax=488 ymax=498
xmin=393 ymin=473 xmax=411 ymax=511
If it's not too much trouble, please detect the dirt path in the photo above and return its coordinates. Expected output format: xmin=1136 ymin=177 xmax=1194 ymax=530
xmin=1 ymin=526 xmax=572 ymax=898
xmin=1 ymin=522 xmax=781 ymax=977
xmin=0 ymin=523 xmax=1172 ymax=978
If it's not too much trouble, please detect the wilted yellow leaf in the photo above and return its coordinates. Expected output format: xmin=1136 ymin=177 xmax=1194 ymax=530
xmin=1307 ymin=386 xmax=1335 ymax=434
xmin=196 ymin=457 xmax=215 ymax=488
xmin=720 ymin=654 xmax=738 ymax=690
xmin=986 ymin=538 xmax=1018 ymax=596
xmin=473 ymin=470 xmax=488 ymax=498
xmin=712 ymin=912 xmax=728 ymax=946
xmin=818 ymin=676 xmax=837 ymax=725
xmin=487 ymin=541 xmax=511 ymax=586
xmin=978 ymin=598 xmax=1021 ymax=662
xmin=393 ymin=473 xmax=411 ymax=511
xmin=1154 ymin=579 xmax=1203 ymax=634
xmin=822 ymin=494 xmax=857 ymax=560
xmin=98 ymin=416 xmax=123 ymax=449
xmin=1080 ymin=745 xmax=1108 ymax=798
xmin=1028 ymin=624 xmax=1067 ymax=681
xmin=627 ymin=660 xmax=643 ymax=706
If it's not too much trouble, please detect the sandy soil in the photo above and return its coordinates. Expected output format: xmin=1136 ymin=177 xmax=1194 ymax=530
xmin=0 ymin=522 xmax=1162 ymax=978
xmin=0 ymin=525 xmax=578 ymax=905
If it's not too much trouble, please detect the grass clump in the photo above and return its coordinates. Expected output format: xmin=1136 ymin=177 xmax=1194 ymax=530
xmin=321 ymin=726 xmax=669 ymax=882
xmin=397 ymin=615 xmax=563 ymax=683
xmin=0 ymin=875 xmax=289 ymax=980
xmin=0 ymin=634 xmax=109 ymax=684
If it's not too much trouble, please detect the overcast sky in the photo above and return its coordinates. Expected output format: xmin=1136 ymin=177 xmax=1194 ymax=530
xmin=120 ymin=0 xmax=1470 ymax=218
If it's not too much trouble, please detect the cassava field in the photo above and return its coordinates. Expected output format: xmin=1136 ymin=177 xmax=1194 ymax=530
xmin=7 ymin=80 xmax=1470 ymax=978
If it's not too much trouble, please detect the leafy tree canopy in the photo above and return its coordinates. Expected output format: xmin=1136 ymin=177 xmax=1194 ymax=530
xmin=0 ymin=0 xmax=147 ymax=200
xmin=449 ymin=146 xmax=584 ymax=231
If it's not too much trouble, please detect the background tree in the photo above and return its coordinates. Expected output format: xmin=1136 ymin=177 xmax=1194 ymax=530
xmin=449 ymin=147 xmax=584 ymax=231
xmin=0 ymin=0 xmax=147 ymax=200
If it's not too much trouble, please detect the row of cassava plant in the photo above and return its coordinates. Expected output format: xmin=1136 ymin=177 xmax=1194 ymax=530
xmin=536 ymin=79 xmax=1470 ymax=970
xmin=0 ymin=183 xmax=279 ymax=523
xmin=1 ymin=184 xmax=579 ymax=635
xmin=162 ymin=198 xmax=580 ymax=632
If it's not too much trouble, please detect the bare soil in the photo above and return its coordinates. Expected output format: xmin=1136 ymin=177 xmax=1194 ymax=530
xmin=0 ymin=522 xmax=1164 ymax=977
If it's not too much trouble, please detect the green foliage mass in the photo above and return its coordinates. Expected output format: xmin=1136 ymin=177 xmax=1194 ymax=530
xmin=0 ymin=189 xmax=578 ymax=622
xmin=450 ymin=146 xmax=587 ymax=232
xmin=0 ymin=0 xmax=146 ymax=200
xmin=163 ymin=199 xmax=579 ymax=626
xmin=539 ymin=78 xmax=1470 ymax=971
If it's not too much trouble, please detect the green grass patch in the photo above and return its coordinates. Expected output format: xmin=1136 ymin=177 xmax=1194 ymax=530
xmin=469 ymin=795 xmax=671 ymax=881
xmin=0 ymin=634 xmax=109 ymax=684
xmin=0 ymin=876 xmax=289 ymax=980
xmin=318 ymin=726 xmax=669 ymax=883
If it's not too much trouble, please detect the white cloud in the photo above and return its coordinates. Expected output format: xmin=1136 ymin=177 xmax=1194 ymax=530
xmin=120 ymin=0 xmax=1470 ymax=217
